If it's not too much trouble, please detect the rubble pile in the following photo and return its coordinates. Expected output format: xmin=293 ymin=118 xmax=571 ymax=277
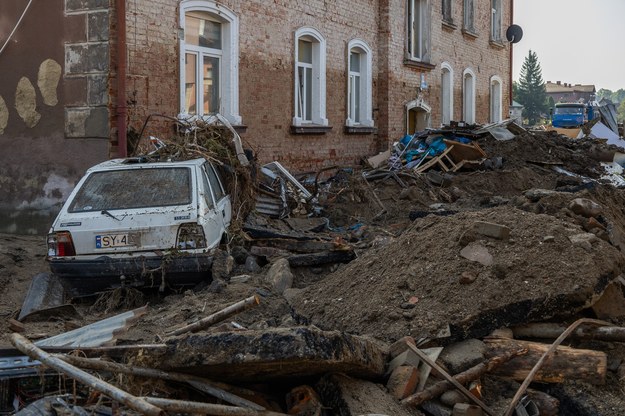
xmin=4 ymin=121 xmax=625 ymax=415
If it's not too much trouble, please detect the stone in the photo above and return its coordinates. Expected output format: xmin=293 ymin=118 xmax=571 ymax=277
xmin=211 ymin=249 xmax=234 ymax=279
xmin=543 ymin=235 xmax=555 ymax=243
xmin=386 ymin=349 xmax=421 ymax=375
xmin=472 ymin=221 xmax=510 ymax=240
xmin=207 ymin=278 xmax=226 ymax=293
xmin=245 ymin=255 xmax=262 ymax=273
xmin=568 ymin=233 xmax=597 ymax=252
xmin=265 ymin=258 xmax=294 ymax=294
xmin=568 ymin=198 xmax=602 ymax=218
xmin=452 ymin=403 xmax=483 ymax=416
xmin=229 ymin=274 xmax=251 ymax=284
xmin=386 ymin=365 xmax=419 ymax=400
xmin=460 ymin=243 xmax=493 ymax=266
xmin=591 ymin=282 xmax=625 ymax=319
xmin=440 ymin=390 xmax=469 ymax=407
xmin=231 ymin=245 xmax=249 ymax=264
xmin=524 ymin=189 xmax=559 ymax=202
xmin=459 ymin=271 xmax=477 ymax=284
xmin=439 ymin=339 xmax=486 ymax=374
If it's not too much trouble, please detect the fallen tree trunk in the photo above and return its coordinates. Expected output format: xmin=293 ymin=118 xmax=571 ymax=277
xmin=166 ymin=295 xmax=260 ymax=336
xmin=401 ymin=347 xmax=526 ymax=406
xmin=484 ymin=337 xmax=607 ymax=385
xmin=142 ymin=397 xmax=287 ymax=416
xmin=56 ymin=355 xmax=264 ymax=410
xmin=512 ymin=322 xmax=625 ymax=342
xmin=10 ymin=334 xmax=163 ymax=416
xmin=287 ymin=250 xmax=355 ymax=267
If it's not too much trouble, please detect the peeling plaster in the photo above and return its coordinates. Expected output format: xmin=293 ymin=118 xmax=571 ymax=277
xmin=17 ymin=173 xmax=74 ymax=210
xmin=0 ymin=95 xmax=7 ymax=134
xmin=15 ymin=77 xmax=41 ymax=128
xmin=38 ymin=59 xmax=62 ymax=106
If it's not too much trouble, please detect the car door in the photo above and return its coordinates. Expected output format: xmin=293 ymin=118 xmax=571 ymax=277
xmin=203 ymin=162 xmax=232 ymax=227
xmin=198 ymin=164 xmax=225 ymax=248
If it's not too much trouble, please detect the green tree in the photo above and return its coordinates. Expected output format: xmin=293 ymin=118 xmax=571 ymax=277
xmin=618 ymin=99 xmax=625 ymax=123
xmin=612 ymin=89 xmax=625 ymax=105
xmin=516 ymin=50 xmax=548 ymax=125
xmin=596 ymin=88 xmax=613 ymax=102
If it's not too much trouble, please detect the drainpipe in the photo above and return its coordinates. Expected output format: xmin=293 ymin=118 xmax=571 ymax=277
xmin=509 ymin=0 xmax=514 ymax=105
xmin=116 ymin=0 xmax=127 ymax=158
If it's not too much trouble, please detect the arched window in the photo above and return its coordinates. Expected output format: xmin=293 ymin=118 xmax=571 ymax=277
xmin=179 ymin=0 xmax=241 ymax=124
xmin=346 ymin=39 xmax=373 ymax=127
xmin=490 ymin=75 xmax=503 ymax=122
xmin=441 ymin=62 xmax=454 ymax=126
xmin=293 ymin=27 xmax=327 ymax=126
xmin=406 ymin=98 xmax=431 ymax=134
xmin=462 ymin=68 xmax=476 ymax=124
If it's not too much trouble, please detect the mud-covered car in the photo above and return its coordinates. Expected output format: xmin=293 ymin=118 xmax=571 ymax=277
xmin=46 ymin=157 xmax=231 ymax=296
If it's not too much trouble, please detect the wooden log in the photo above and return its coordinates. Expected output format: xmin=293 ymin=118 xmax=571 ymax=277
xmin=512 ymin=322 xmax=625 ymax=342
xmin=56 ymin=355 xmax=264 ymax=410
xmin=10 ymin=333 xmax=163 ymax=416
xmin=484 ymin=337 xmax=607 ymax=385
xmin=166 ymin=295 xmax=260 ymax=336
xmin=255 ymin=238 xmax=351 ymax=253
xmin=287 ymin=250 xmax=355 ymax=267
xmin=401 ymin=348 xmax=526 ymax=406
xmin=142 ymin=397 xmax=287 ymax=416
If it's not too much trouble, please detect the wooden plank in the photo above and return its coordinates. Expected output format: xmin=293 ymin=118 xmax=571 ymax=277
xmin=443 ymin=139 xmax=486 ymax=162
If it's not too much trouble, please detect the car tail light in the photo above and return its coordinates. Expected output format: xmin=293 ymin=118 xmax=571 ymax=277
xmin=47 ymin=231 xmax=76 ymax=257
xmin=176 ymin=223 xmax=207 ymax=249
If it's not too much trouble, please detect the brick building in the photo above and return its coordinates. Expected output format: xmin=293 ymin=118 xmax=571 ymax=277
xmin=0 ymin=0 xmax=512 ymax=232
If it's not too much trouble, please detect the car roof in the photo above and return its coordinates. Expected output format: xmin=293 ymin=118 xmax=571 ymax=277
xmin=86 ymin=157 xmax=206 ymax=173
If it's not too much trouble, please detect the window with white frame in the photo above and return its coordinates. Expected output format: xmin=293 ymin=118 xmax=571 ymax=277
xmin=490 ymin=75 xmax=503 ymax=122
xmin=346 ymin=39 xmax=373 ymax=127
xmin=441 ymin=62 xmax=454 ymax=125
xmin=293 ymin=27 xmax=327 ymax=126
xmin=462 ymin=68 xmax=476 ymax=124
xmin=442 ymin=0 xmax=453 ymax=24
xmin=491 ymin=0 xmax=502 ymax=41
xmin=179 ymin=0 xmax=241 ymax=125
xmin=407 ymin=0 xmax=430 ymax=62
xmin=463 ymin=0 xmax=474 ymax=33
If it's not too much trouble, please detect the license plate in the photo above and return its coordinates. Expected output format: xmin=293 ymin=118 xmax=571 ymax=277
xmin=96 ymin=233 xmax=136 ymax=248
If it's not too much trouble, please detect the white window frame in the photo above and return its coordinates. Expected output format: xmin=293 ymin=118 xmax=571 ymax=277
xmin=345 ymin=39 xmax=373 ymax=128
xmin=293 ymin=27 xmax=327 ymax=126
xmin=441 ymin=62 xmax=454 ymax=126
xmin=407 ymin=0 xmax=430 ymax=62
xmin=491 ymin=0 xmax=502 ymax=41
xmin=463 ymin=0 xmax=474 ymax=32
xmin=179 ymin=0 xmax=241 ymax=125
xmin=490 ymin=75 xmax=503 ymax=122
xmin=462 ymin=67 xmax=476 ymax=124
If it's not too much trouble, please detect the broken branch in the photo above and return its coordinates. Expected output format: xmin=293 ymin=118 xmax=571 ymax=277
xmin=166 ymin=295 xmax=260 ymax=336
xmin=512 ymin=322 xmax=625 ymax=342
xmin=401 ymin=347 xmax=526 ymax=406
xmin=10 ymin=333 xmax=163 ymax=416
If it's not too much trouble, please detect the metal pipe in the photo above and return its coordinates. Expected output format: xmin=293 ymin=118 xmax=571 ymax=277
xmin=116 ymin=0 xmax=128 ymax=157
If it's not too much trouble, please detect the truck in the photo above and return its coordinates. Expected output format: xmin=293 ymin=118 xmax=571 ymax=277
xmin=551 ymin=102 xmax=595 ymax=128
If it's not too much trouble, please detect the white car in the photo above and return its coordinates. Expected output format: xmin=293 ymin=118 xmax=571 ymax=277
xmin=46 ymin=157 xmax=231 ymax=296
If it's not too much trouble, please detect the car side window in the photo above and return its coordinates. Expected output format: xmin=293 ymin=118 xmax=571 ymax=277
xmin=200 ymin=169 xmax=215 ymax=210
xmin=204 ymin=162 xmax=225 ymax=202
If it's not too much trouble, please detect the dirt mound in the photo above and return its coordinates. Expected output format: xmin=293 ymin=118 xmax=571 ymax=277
xmin=290 ymin=205 xmax=625 ymax=342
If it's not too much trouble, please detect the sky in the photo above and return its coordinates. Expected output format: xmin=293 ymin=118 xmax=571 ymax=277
xmin=513 ymin=0 xmax=625 ymax=92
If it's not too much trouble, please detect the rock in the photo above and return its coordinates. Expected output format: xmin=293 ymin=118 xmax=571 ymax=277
xmin=524 ymin=189 xmax=559 ymax=202
xmin=211 ymin=249 xmax=234 ymax=279
xmin=472 ymin=221 xmax=511 ymax=240
xmin=387 ymin=349 xmax=421 ymax=375
xmin=208 ymin=278 xmax=226 ymax=293
xmin=265 ymin=258 xmax=294 ymax=294
xmin=229 ymin=274 xmax=251 ymax=284
xmin=389 ymin=336 xmax=416 ymax=358
xmin=439 ymin=339 xmax=486 ymax=374
xmin=452 ymin=403 xmax=482 ymax=416
xmin=245 ymin=255 xmax=262 ymax=273
xmin=543 ymin=235 xmax=555 ymax=243
xmin=441 ymin=390 xmax=469 ymax=407
xmin=230 ymin=245 xmax=249 ymax=264
xmin=568 ymin=233 xmax=597 ymax=252
xmin=459 ymin=271 xmax=477 ymax=284
xmin=568 ymin=198 xmax=602 ymax=218
xmin=591 ymin=282 xmax=625 ymax=319
xmin=460 ymin=243 xmax=493 ymax=266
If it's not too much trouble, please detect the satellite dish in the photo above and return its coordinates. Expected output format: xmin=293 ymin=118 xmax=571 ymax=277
xmin=506 ymin=24 xmax=523 ymax=43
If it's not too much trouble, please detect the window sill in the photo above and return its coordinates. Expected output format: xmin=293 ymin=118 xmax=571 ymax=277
xmin=290 ymin=125 xmax=333 ymax=135
xmin=489 ymin=39 xmax=505 ymax=49
xmin=344 ymin=125 xmax=377 ymax=135
xmin=462 ymin=28 xmax=478 ymax=39
xmin=442 ymin=20 xmax=457 ymax=30
xmin=403 ymin=59 xmax=436 ymax=71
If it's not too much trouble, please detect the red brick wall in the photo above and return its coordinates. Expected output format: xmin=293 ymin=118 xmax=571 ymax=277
xmin=119 ymin=0 xmax=511 ymax=172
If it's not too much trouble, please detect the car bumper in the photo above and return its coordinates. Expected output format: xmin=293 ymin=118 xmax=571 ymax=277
xmin=48 ymin=253 xmax=213 ymax=297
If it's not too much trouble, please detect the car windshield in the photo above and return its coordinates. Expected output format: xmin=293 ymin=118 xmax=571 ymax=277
xmin=555 ymin=106 xmax=584 ymax=115
xmin=68 ymin=167 xmax=192 ymax=212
